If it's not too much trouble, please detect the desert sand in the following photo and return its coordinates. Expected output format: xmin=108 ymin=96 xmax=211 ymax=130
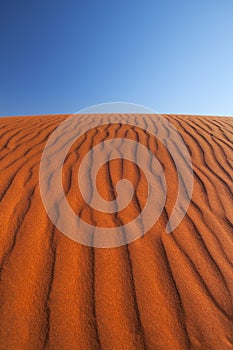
xmin=0 ymin=114 xmax=232 ymax=349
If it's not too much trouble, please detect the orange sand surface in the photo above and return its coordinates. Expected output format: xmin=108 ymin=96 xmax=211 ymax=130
xmin=0 ymin=114 xmax=232 ymax=349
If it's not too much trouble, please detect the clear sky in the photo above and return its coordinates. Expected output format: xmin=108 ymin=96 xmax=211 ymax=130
xmin=0 ymin=0 xmax=233 ymax=116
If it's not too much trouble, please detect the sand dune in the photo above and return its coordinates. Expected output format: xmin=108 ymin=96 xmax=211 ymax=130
xmin=0 ymin=114 xmax=232 ymax=349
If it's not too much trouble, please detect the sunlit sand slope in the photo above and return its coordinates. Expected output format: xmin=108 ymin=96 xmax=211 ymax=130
xmin=0 ymin=114 xmax=232 ymax=350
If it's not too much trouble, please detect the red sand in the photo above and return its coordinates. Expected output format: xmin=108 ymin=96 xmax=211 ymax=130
xmin=0 ymin=114 xmax=232 ymax=349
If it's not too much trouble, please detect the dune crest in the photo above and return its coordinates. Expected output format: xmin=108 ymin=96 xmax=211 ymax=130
xmin=0 ymin=114 xmax=232 ymax=349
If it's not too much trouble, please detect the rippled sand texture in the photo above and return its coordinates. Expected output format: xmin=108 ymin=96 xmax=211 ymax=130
xmin=0 ymin=114 xmax=232 ymax=350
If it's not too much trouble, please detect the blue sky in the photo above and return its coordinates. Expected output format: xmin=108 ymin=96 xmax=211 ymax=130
xmin=0 ymin=0 xmax=233 ymax=116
